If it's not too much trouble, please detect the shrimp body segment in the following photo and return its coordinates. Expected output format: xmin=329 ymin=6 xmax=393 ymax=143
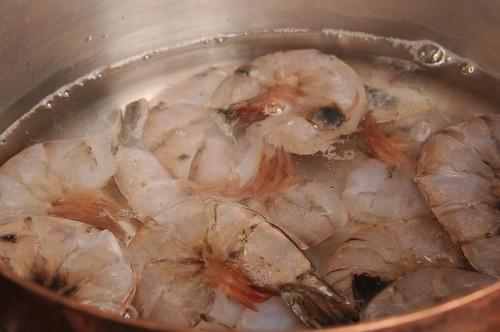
xmin=416 ymin=115 xmax=500 ymax=278
xmin=0 ymin=215 xmax=135 ymax=314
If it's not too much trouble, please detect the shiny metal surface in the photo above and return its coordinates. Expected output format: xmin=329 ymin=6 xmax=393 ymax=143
xmin=0 ymin=0 xmax=500 ymax=331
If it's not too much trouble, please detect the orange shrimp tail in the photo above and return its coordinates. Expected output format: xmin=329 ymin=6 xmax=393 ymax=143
xmin=199 ymin=147 xmax=296 ymax=199
xmin=230 ymin=99 xmax=269 ymax=127
xmin=204 ymin=259 xmax=270 ymax=311
xmin=49 ymin=189 xmax=128 ymax=241
xmin=362 ymin=114 xmax=409 ymax=167
xmin=228 ymin=84 xmax=300 ymax=129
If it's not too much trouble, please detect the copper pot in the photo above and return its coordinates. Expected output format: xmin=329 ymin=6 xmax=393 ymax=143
xmin=0 ymin=1 xmax=499 ymax=331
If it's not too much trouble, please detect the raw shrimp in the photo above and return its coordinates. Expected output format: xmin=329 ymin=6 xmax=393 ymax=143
xmin=113 ymin=99 xmax=357 ymax=328
xmin=0 ymin=136 xmax=139 ymax=243
xmin=143 ymin=100 xmax=346 ymax=248
xmin=342 ymin=158 xmax=429 ymax=223
xmin=0 ymin=215 xmax=135 ymax=314
xmin=362 ymin=268 xmax=495 ymax=320
xmin=210 ymin=49 xmax=367 ymax=155
xmin=416 ymin=115 xmax=500 ymax=278
xmin=320 ymin=218 xmax=466 ymax=312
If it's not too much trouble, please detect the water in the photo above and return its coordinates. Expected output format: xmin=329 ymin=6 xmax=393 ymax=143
xmin=0 ymin=29 xmax=498 ymax=327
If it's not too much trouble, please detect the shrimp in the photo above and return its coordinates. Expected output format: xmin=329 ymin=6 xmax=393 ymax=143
xmin=416 ymin=114 xmax=500 ymax=278
xmin=0 ymin=135 xmax=140 ymax=244
xmin=143 ymin=100 xmax=346 ymax=248
xmin=362 ymin=268 xmax=495 ymax=320
xmin=0 ymin=215 xmax=135 ymax=314
xmin=210 ymin=49 xmax=367 ymax=155
xmin=113 ymin=99 xmax=357 ymax=328
xmin=342 ymin=158 xmax=429 ymax=223
xmin=320 ymin=218 xmax=467 ymax=312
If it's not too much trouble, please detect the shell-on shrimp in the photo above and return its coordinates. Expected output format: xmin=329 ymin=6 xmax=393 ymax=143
xmin=113 ymin=99 xmax=357 ymax=328
xmin=416 ymin=115 xmax=500 ymax=278
xmin=362 ymin=268 xmax=495 ymax=320
xmin=210 ymin=49 xmax=367 ymax=155
xmin=0 ymin=136 xmax=139 ymax=244
xmin=320 ymin=218 xmax=467 ymax=312
xmin=0 ymin=215 xmax=135 ymax=314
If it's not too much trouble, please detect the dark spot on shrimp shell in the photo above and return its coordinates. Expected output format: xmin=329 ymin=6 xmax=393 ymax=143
xmin=178 ymin=153 xmax=190 ymax=160
xmin=47 ymin=274 xmax=68 ymax=292
xmin=62 ymin=285 xmax=79 ymax=296
xmin=365 ymin=86 xmax=396 ymax=109
xmin=0 ymin=233 xmax=16 ymax=243
xmin=352 ymin=273 xmax=389 ymax=310
xmin=24 ymin=216 xmax=33 ymax=226
xmin=235 ymin=65 xmax=251 ymax=76
xmin=312 ymin=106 xmax=344 ymax=129
xmin=495 ymin=201 xmax=500 ymax=211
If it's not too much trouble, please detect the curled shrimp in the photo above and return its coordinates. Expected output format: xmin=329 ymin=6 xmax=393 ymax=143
xmin=0 ymin=136 xmax=140 ymax=244
xmin=362 ymin=268 xmax=495 ymax=320
xmin=416 ymin=114 xmax=500 ymax=278
xmin=210 ymin=49 xmax=367 ymax=155
xmin=0 ymin=215 xmax=135 ymax=314
xmin=113 ymin=99 xmax=357 ymax=329
xmin=320 ymin=218 xmax=466 ymax=312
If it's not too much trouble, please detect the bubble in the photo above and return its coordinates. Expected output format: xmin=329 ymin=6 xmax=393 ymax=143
xmin=460 ymin=63 xmax=476 ymax=76
xmin=416 ymin=43 xmax=446 ymax=66
xmin=85 ymin=35 xmax=93 ymax=42
xmin=0 ymin=139 xmax=7 ymax=145
xmin=58 ymin=91 xmax=70 ymax=98
xmin=102 ymin=33 xmax=109 ymax=39
xmin=142 ymin=54 xmax=152 ymax=60
xmin=215 ymin=37 xmax=225 ymax=43
xmin=44 ymin=102 xmax=53 ymax=109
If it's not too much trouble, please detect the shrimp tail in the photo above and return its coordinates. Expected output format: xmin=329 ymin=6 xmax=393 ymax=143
xmin=204 ymin=258 xmax=270 ymax=311
xmin=362 ymin=113 xmax=409 ymax=167
xmin=280 ymin=272 xmax=358 ymax=328
xmin=49 ymin=190 xmax=132 ymax=243
xmin=116 ymin=98 xmax=150 ymax=148
xmin=227 ymin=98 xmax=269 ymax=129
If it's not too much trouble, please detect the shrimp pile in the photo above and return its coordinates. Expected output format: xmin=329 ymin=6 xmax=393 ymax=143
xmin=0 ymin=48 xmax=499 ymax=329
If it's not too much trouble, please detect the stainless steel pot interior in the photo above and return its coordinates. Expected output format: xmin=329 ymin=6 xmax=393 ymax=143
xmin=0 ymin=1 xmax=499 ymax=331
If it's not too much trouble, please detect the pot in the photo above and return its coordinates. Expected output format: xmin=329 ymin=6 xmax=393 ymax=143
xmin=0 ymin=1 xmax=499 ymax=331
